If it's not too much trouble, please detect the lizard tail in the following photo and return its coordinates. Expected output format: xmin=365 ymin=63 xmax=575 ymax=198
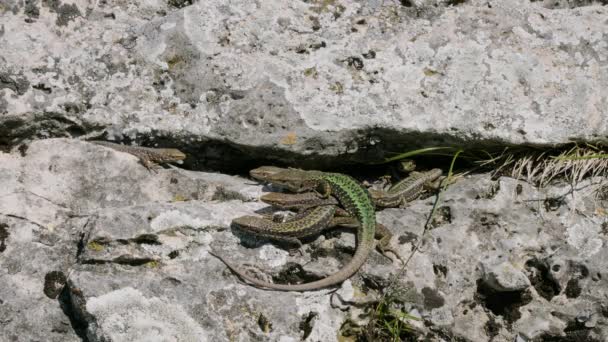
xmin=209 ymin=231 xmax=374 ymax=292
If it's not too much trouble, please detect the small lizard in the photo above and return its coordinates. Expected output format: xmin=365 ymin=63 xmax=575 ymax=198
xmin=368 ymin=168 xmax=443 ymax=208
xmin=89 ymin=140 xmax=186 ymax=171
xmin=233 ymin=192 xmax=400 ymax=260
xmin=211 ymin=167 xmax=378 ymax=291
xmin=232 ymin=205 xmax=338 ymax=248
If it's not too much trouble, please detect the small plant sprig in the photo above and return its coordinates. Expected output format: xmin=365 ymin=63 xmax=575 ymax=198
xmin=364 ymin=149 xmax=463 ymax=341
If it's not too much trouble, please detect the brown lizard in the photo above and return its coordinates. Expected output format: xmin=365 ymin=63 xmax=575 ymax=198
xmin=232 ymin=192 xmax=400 ymax=261
xmin=90 ymin=140 xmax=186 ymax=171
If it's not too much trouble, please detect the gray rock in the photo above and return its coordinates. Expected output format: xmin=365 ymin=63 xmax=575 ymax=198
xmin=380 ymin=175 xmax=608 ymax=341
xmin=482 ymin=261 xmax=531 ymax=292
xmin=514 ymin=302 xmax=567 ymax=340
xmin=1 ymin=138 xmax=608 ymax=340
xmin=3 ymin=138 xmax=420 ymax=341
xmin=1 ymin=0 xmax=607 ymax=166
xmin=0 ymin=0 xmax=607 ymax=338
xmin=85 ymin=287 xmax=209 ymax=341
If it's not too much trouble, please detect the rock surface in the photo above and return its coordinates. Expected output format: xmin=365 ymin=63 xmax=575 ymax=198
xmin=1 ymin=0 xmax=607 ymax=167
xmin=0 ymin=138 xmax=607 ymax=341
xmin=1 ymin=0 xmax=608 ymax=340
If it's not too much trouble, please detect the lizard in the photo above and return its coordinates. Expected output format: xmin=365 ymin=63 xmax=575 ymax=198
xmin=368 ymin=168 xmax=443 ymax=208
xmin=232 ymin=191 xmax=401 ymax=261
xmin=232 ymin=205 xmax=337 ymax=249
xmin=210 ymin=167 xmax=378 ymax=291
xmin=89 ymin=140 xmax=186 ymax=171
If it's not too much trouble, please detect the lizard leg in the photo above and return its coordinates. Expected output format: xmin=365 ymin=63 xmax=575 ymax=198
xmin=374 ymin=223 xmax=404 ymax=264
xmin=364 ymin=176 xmax=392 ymax=191
xmin=140 ymin=158 xmax=160 ymax=173
xmin=286 ymin=208 xmax=316 ymax=222
xmin=328 ymin=218 xmax=403 ymax=263
xmin=424 ymin=177 xmax=444 ymax=190
xmin=307 ymin=180 xmax=331 ymax=198
xmin=333 ymin=207 xmax=350 ymax=217
xmin=378 ymin=175 xmax=392 ymax=190
xmin=397 ymin=197 xmax=410 ymax=209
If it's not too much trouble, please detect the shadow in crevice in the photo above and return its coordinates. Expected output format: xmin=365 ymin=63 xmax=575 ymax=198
xmin=474 ymin=279 xmax=533 ymax=324
xmin=58 ymin=285 xmax=90 ymax=342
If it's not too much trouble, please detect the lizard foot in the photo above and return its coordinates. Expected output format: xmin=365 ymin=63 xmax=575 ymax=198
xmin=141 ymin=159 xmax=162 ymax=173
xmin=288 ymin=247 xmax=304 ymax=257
xmin=376 ymin=245 xmax=405 ymax=265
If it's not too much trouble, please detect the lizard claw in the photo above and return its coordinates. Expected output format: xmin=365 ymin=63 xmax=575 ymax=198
xmin=143 ymin=162 xmax=161 ymax=174
xmin=288 ymin=247 xmax=304 ymax=257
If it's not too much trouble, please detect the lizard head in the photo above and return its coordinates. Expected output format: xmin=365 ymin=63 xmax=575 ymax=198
xmin=249 ymin=166 xmax=288 ymax=181
xmin=398 ymin=159 xmax=417 ymax=172
xmin=263 ymin=168 xmax=314 ymax=192
xmin=250 ymin=166 xmax=309 ymax=191
xmin=158 ymin=148 xmax=186 ymax=163
xmin=250 ymin=166 xmax=323 ymax=193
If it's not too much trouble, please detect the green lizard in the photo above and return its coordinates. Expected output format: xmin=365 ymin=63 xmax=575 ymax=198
xmin=211 ymin=167 xmax=378 ymax=291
